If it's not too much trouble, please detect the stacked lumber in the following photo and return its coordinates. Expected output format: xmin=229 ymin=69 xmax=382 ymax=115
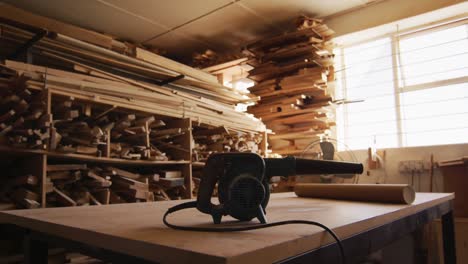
xmin=0 ymin=76 xmax=48 ymax=150
xmin=46 ymin=164 xmax=172 ymax=206
xmin=150 ymin=170 xmax=186 ymax=201
xmin=0 ymin=3 xmax=265 ymax=133
xmin=46 ymin=164 xmax=111 ymax=206
xmin=192 ymin=49 xmax=243 ymax=69
xmin=192 ymin=126 xmax=264 ymax=162
xmin=245 ymin=16 xmax=336 ymax=155
xmin=107 ymin=166 xmax=154 ymax=203
xmin=68 ymin=110 xmax=170 ymax=161
xmin=51 ymin=99 xmax=109 ymax=157
xmin=0 ymin=174 xmax=40 ymax=209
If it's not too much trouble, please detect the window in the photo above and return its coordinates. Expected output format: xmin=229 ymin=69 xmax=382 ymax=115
xmin=335 ymin=19 xmax=468 ymax=150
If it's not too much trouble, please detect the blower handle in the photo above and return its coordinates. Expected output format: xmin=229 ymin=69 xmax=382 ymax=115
xmin=264 ymin=157 xmax=363 ymax=178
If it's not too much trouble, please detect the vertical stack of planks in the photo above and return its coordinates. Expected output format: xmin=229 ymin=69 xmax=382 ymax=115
xmin=245 ymin=16 xmax=336 ymax=155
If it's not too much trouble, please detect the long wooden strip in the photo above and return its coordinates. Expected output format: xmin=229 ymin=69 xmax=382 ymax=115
xmin=53 ymin=187 xmax=77 ymax=206
xmin=134 ymin=47 xmax=218 ymax=84
xmin=0 ymin=3 xmax=113 ymax=48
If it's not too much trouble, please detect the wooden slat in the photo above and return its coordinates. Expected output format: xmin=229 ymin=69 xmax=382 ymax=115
xmin=0 ymin=3 xmax=113 ymax=48
xmin=134 ymin=47 xmax=218 ymax=85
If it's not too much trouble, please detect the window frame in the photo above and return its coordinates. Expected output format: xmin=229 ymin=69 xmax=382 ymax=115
xmin=336 ymin=18 xmax=468 ymax=149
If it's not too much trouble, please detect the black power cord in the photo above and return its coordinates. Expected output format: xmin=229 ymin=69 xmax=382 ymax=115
xmin=163 ymin=201 xmax=345 ymax=264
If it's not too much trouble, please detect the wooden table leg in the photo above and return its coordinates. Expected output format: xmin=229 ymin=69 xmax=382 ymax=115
xmin=23 ymin=232 xmax=48 ymax=264
xmin=441 ymin=211 xmax=457 ymax=264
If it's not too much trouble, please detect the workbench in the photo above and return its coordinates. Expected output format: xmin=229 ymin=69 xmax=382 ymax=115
xmin=0 ymin=192 xmax=456 ymax=264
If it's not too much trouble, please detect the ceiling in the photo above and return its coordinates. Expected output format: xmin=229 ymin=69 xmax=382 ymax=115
xmin=2 ymin=0 xmax=376 ymax=63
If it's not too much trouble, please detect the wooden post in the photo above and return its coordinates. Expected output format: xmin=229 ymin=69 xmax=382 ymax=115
xmin=105 ymin=129 xmax=111 ymax=158
xmin=166 ymin=118 xmax=192 ymax=198
xmin=260 ymin=130 xmax=268 ymax=157
xmin=39 ymin=155 xmax=47 ymax=208
xmin=145 ymin=121 xmax=150 ymax=159
xmin=45 ymin=88 xmax=52 ymax=150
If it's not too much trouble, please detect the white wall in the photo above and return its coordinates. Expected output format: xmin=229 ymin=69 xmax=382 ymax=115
xmin=349 ymin=143 xmax=468 ymax=192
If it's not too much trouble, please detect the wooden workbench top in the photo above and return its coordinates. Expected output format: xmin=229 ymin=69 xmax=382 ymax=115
xmin=0 ymin=193 xmax=454 ymax=264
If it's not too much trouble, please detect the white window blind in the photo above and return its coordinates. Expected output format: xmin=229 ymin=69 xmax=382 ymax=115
xmin=335 ymin=19 xmax=468 ymax=150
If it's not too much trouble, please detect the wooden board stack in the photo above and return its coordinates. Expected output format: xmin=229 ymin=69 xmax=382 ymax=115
xmin=0 ymin=72 xmax=194 ymax=161
xmin=0 ymin=3 xmax=265 ymax=134
xmin=245 ymin=16 xmax=336 ymax=155
xmin=0 ymin=174 xmax=40 ymax=209
xmin=0 ymin=77 xmax=49 ymax=150
xmin=192 ymin=126 xmax=264 ymax=163
xmin=45 ymin=164 xmax=187 ymax=206
xmin=192 ymin=49 xmax=244 ymax=69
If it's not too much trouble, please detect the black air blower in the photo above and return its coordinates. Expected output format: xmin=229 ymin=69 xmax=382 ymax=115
xmin=196 ymin=153 xmax=363 ymax=224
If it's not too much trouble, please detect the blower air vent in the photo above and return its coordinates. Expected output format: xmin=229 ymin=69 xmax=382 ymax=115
xmin=230 ymin=176 xmax=264 ymax=210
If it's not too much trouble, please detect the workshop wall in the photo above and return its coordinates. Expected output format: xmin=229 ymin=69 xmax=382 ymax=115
xmin=345 ymin=143 xmax=468 ymax=191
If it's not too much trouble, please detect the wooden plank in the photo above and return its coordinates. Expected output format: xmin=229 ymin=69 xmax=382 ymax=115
xmin=269 ymin=130 xmax=322 ymax=140
xmin=47 ymin=164 xmax=87 ymax=172
xmin=159 ymin=171 xmax=182 ymax=179
xmin=134 ymin=47 xmax=218 ymax=85
xmin=9 ymin=174 xmax=39 ymax=186
xmin=87 ymin=192 xmax=102 ymax=206
xmin=0 ymin=193 xmax=454 ymax=264
xmin=105 ymin=166 xmax=140 ymax=180
xmin=267 ymin=113 xmax=327 ymax=126
xmin=86 ymin=170 xmax=110 ymax=184
xmin=0 ymin=3 xmax=113 ymax=48
xmin=157 ymin=178 xmax=184 ymax=188
xmin=53 ymin=187 xmax=77 ymax=207
xmin=259 ymin=107 xmax=328 ymax=121
xmin=202 ymin=58 xmax=249 ymax=74
xmin=246 ymin=27 xmax=322 ymax=53
xmin=92 ymin=189 xmax=110 ymax=205
xmin=11 ymin=188 xmax=40 ymax=202
xmin=111 ymin=176 xmax=148 ymax=190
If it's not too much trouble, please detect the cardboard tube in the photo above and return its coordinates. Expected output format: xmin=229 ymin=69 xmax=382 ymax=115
xmin=294 ymin=184 xmax=415 ymax=204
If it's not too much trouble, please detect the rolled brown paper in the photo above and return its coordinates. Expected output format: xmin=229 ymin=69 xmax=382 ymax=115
xmin=294 ymin=184 xmax=416 ymax=204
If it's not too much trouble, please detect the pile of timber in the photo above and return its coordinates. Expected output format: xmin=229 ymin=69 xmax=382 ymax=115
xmin=0 ymin=174 xmax=40 ymax=209
xmin=47 ymin=164 xmax=112 ymax=206
xmin=46 ymin=164 xmax=186 ymax=206
xmin=0 ymin=3 xmax=265 ymax=133
xmin=52 ymin=100 xmax=172 ymax=161
xmin=0 ymin=77 xmax=49 ymax=149
xmin=0 ymin=72 xmax=191 ymax=160
xmin=245 ymin=16 xmax=336 ymax=155
xmin=192 ymin=49 xmax=243 ymax=69
xmin=192 ymin=126 xmax=263 ymax=162
xmin=151 ymin=170 xmax=186 ymax=201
